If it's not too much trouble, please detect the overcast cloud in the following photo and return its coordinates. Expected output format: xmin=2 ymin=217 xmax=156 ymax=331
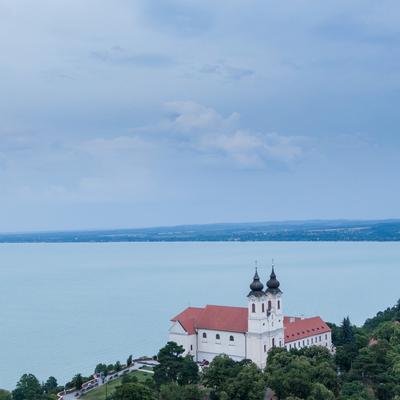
xmin=0 ymin=0 xmax=399 ymax=231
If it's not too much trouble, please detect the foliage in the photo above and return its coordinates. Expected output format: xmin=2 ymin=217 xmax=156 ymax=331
xmin=12 ymin=374 xmax=46 ymax=400
xmin=340 ymin=381 xmax=374 ymax=400
xmin=202 ymin=355 xmax=265 ymax=400
xmin=153 ymin=342 xmax=199 ymax=387
xmin=111 ymin=382 xmax=154 ymax=400
xmin=127 ymin=355 xmax=133 ymax=366
xmin=72 ymin=373 xmax=83 ymax=390
xmin=363 ymin=300 xmax=400 ymax=332
xmin=0 ymin=389 xmax=11 ymax=400
xmin=265 ymin=346 xmax=338 ymax=399
xmin=308 ymin=382 xmax=335 ymax=400
xmin=43 ymin=376 xmax=59 ymax=394
xmin=159 ymin=383 xmax=207 ymax=400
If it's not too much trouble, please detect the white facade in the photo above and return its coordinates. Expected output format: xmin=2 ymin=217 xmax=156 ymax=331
xmin=197 ymin=329 xmax=246 ymax=363
xmin=169 ymin=321 xmax=197 ymax=357
xmin=285 ymin=331 xmax=333 ymax=351
xmin=169 ymin=267 xmax=333 ymax=369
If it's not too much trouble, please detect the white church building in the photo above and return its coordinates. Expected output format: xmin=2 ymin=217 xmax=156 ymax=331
xmin=169 ymin=265 xmax=332 ymax=369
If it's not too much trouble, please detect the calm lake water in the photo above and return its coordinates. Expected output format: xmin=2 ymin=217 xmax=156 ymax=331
xmin=0 ymin=242 xmax=399 ymax=389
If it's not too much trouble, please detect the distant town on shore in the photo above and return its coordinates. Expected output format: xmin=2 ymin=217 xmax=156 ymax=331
xmin=1 ymin=219 xmax=400 ymax=243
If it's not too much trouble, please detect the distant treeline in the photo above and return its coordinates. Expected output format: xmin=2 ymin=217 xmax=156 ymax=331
xmin=1 ymin=219 xmax=400 ymax=242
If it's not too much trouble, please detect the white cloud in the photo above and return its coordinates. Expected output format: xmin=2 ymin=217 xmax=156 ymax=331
xmin=144 ymin=101 xmax=305 ymax=168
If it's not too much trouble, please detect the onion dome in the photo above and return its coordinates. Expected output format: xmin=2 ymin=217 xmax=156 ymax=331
xmin=266 ymin=264 xmax=282 ymax=294
xmin=248 ymin=268 xmax=265 ymax=297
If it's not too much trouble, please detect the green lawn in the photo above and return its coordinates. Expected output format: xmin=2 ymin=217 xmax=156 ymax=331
xmin=80 ymin=370 xmax=152 ymax=400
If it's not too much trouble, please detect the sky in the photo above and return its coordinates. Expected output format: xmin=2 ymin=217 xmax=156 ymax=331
xmin=0 ymin=0 xmax=399 ymax=232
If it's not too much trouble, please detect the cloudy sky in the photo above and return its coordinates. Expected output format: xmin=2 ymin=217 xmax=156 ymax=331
xmin=0 ymin=0 xmax=399 ymax=231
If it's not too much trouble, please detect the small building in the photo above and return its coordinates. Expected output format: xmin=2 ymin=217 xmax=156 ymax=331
xmin=169 ymin=265 xmax=332 ymax=368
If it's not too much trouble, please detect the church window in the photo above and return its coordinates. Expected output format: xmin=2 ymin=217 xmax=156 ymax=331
xmin=264 ymin=344 xmax=266 ymax=352
xmin=262 ymin=303 xmax=265 ymax=312
xmin=216 ymin=334 xmax=220 ymax=340
xmin=252 ymin=303 xmax=256 ymax=313
xmin=190 ymin=345 xmax=193 ymax=351
xmin=272 ymin=338 xmax=275 ymax=347
xmin=268 ymin=300 xmax=272 ymax=310
xmin=202 ymin=332 xmax=207 ymax=339
xmin=325 ymin=334 xmax=328 ymax=340
xmin=229 ymin=335 xmax=234 ymax=342
xmin=278 ymin=300 xmax=281 ymax=309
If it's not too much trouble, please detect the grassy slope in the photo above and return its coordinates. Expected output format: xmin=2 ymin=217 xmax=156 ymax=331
xmin=80 ymin=370 xmax=152 ymax=400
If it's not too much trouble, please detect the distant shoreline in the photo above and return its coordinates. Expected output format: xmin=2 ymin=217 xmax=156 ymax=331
xmin=1 ymin=219 xmax=400 ymax=242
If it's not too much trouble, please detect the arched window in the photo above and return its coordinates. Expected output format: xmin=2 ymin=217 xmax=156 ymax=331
xmin=202 ymin=332 xmax=207 ymax=339
xmin=268 ymin=300 xmax=272 ymax=310
xmin=229 ymin=335 xmax=234 ymax=342
xmin=251 ymin=303 xmax=256 ymax=313
xmin=272 ymin=338 xmax=275 ymax=347
xmin=216 ymin=334 xmax=220 ymax=340
xmin=277 ymin=300 xmax=281 ymax=310
xmin=262 ymin=303 xmax=265 ymax=312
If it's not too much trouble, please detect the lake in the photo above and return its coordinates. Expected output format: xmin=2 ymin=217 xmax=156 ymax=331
xmin=0 ymin=241 xmax=399 ymax=389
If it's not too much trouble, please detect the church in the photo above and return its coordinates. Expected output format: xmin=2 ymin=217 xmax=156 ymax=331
xmin=169 ymin=264 xmax=333 ymax=369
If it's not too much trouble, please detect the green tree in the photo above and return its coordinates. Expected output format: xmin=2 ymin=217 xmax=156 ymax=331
xmin=0 ymin=389 xmax=11 ymax=400
xmin=340 ymin=381 xmax=373 ymax=400
xmin=202 ymin=355 xmax=265 ymax=400
xmin=154 ymin=342 xmax=199 ymax=387
xmin=115 ymin=361 xmax=122 ymax=372
xmin=308 ymin=383 xmax=335 ymax=400
xmin=201 ymin=354 xmax=239 ymax=393
xmin=72 ymin=374 xmax=83 ymax=390
xmin=159 ymin=383 xmax=207 ymax=400
xmin=127 ymin=355 xmax=133 ymax=366
xmin=266 ymin=347 xmax=338 ymax=400
xmin=226 ymin=363 xmax=265 ymax=400
xmin=95 ymin=363 xmax=108 ymax=375
xmin=342 ymin=317 xmax=355 ymax=344
xmin=266 ymin=349 xmax=312 ymax=399
xmin=12 ymin=374 xmax=45 ymax=400
xmin=43 ymin=376 xmax=58 ymax=394
xmin=111 ymin=382 xmax=154 ymax=400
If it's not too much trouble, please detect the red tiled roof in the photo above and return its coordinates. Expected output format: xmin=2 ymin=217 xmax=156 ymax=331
xmin=171 ymin=305 xmax=248 ymax=333
xmin=284 ymin=316 xmax=331 ymax=343
xmin=171 ymin=307 xmax=204 ymax=335
xmin=196 ymin=305 xmax=248 ymax=333
xmin=171 ymin=306 xmax=330 ymax=342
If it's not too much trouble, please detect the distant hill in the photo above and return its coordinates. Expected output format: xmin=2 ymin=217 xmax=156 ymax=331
xmin=1 ymin=219 xmax=400 ymax=242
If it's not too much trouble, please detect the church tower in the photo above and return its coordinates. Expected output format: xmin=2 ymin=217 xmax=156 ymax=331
xmin=246 ymin=262 xmax=285 ymax=368
xmin=246 ymin=267 xmax=269 ymax=368
xmin=247 ymin=268 xmax=268 ymax=334
xmin=265 ymin=262 xmax=284 ymax=349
